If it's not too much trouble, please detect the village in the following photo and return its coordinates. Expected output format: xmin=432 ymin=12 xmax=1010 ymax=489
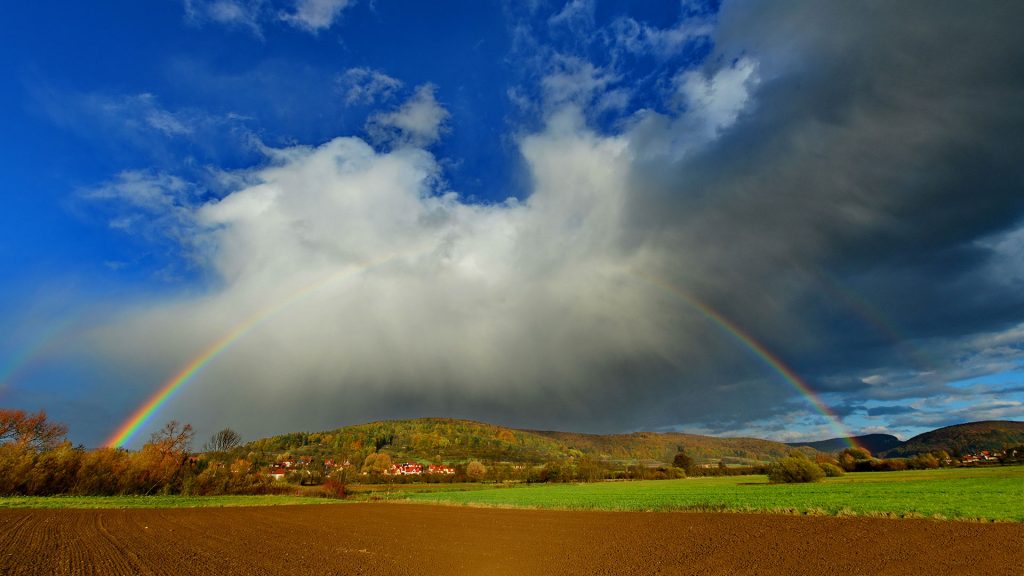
xmin=958 ymin=449 xmax=1013 ymax=465
xmin=266 ymin=458 xmax=456 ymax=481
xmin=260 ymin=448 xmax=1022 ymax=483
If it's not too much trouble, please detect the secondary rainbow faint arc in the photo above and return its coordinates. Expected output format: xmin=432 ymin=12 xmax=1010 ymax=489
xmin=810 ymin=267 xmax=939 ymax=376
xmin=105 ymin=253 xmax=403 ymax=448
xmin=0 ymin=315 xmax=79 ymax=394
xmin=637 ymin=271 xmax=861 ymax=450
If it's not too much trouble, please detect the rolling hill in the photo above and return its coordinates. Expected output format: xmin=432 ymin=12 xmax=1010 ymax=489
xmin=881 ymin=420 xmax=1024 ymax=457
xmin=529 ymin=429 xmax=798 ymax=466
xmin=241 ymin=418 xmax=798 ymax=467
xmin=237 ymin=418 xmax=1024 ymax=468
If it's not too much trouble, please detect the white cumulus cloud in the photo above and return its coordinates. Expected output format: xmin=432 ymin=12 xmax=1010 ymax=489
xmin=609 ymin=14 xmax=712 ymax=59
xmin=184 ymin=0 xmax=266 ymax=36
xmin=280 ymin=0 xmax=354 ymax=33
xmin=86 ymin=105 xmax=699 ymax=438
xmin=365 ymin=84 xmax=450 ymax=148
xmin=673 ymin=57 xmax=759 ymax=139
xmin=339 ymin=68 xmax=403 ymax=106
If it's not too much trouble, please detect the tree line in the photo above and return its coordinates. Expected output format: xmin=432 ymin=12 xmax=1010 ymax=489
xmin=764 ymin=447 xmax=962 ymax=483
xmin=5 ymin=408 xmax=992 ymax=495
xmin=0 ymin=409 xmax=275 ymax=496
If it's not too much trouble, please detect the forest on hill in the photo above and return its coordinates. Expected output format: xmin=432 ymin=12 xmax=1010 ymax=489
xmin=240 ymin=418 xmax=1024 ymax=469
xmin=246 ymin=418 xmax=568 ymax=465
xmin=243 ymin=417 xmax=801 ymax=467
xmin=528 ymin=430 xmax=795 ymax=466
xmin=882 ymin=421 xmax=1024 ymax=457
xmin=784 ymin=421 xmax=1024 ymax=457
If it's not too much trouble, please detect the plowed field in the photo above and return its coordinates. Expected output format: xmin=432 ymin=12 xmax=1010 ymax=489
xmin=1 ymin=504 xmax=1020 ymax=575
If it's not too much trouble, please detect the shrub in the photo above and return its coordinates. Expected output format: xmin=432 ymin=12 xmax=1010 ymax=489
xmin=820 ymin=462 xmax=844 ymax=477
xmin=908 ymin=453 xmax=940 ymax=469
xmin=672 ymin=451 xmax=693 ymax=471
xmin=768 ymin=456 xmax=825 ymax=483
xmin=872 ymin=458 xmax=908 ymax=472
xmin=321 ymin=477 xmax=346 ymax=499
xmin=361 ymin=452 xmax=393 ymax=475
xmin=466 ymin=460 xmax=487 ymax=481
xmin=844 ymin=447 xmax=873 ymax=460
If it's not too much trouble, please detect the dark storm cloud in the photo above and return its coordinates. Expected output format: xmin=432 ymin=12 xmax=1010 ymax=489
xmin=620 ymin=2 xmax=1024 ymax=403
xmin=59 ymin=1 xmax=1024 ymax=445
xmin=867 ymin=405 xmax=917 ymax=417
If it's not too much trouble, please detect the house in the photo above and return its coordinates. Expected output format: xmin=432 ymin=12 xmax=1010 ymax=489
xmin=387 ymin=462 xmax=424 ymax=475
xmin=428 ymin=464 xmax=456 ymax=475
xmin=268 ymin=467 xmax=288 ymax=480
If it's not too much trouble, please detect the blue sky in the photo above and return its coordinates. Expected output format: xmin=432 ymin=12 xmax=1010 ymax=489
xmin=1 ymin=1 xmax=1023 ymax=448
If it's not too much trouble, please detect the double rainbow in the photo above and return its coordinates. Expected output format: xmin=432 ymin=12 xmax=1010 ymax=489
xmin=107 ymin=264 xmax=862 ymax=450
xmin=638 ymin=272 xmax=861 ymax=450
xmin=105 ymin=254 xmax=402 ymax=448
xmin=0 ymin=315 xmax=78 ymax=398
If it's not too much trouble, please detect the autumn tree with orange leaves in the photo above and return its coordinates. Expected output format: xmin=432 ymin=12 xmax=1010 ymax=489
xmin=0 ymin=409 xmax=67 ymax=451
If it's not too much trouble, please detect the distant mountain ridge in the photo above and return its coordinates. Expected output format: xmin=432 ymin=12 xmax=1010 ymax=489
xmin=786 ymin=434 xmax=902 ymax=455
xmin=786 ymin=421 xmax=1024 ymax=457
xmin=882 ymin=420 xmax=1024 ymax=457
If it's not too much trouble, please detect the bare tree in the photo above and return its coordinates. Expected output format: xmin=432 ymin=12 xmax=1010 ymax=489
xmin=149 ymin=421 xmax=194 ymax=454
xmin=139 ymin=421 xmax=195 ymax=495
xmin=204 ymin=428 xmax=242 ymax=452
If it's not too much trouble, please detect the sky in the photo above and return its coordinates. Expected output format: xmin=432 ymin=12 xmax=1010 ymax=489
xmin=1 ymin=1 xmax=1023 ymax=449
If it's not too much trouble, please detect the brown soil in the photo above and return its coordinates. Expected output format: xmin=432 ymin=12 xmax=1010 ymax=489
xmin=1 ymin=504 xmax=1021 ymax=575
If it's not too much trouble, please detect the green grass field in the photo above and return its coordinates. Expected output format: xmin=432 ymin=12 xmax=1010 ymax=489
xmin=403 ymin=466 xmax=1024 ymax=521
xmin=3 ymin=467 xmax=1021 ymax=520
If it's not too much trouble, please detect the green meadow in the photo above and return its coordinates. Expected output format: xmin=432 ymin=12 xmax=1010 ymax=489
xmin=3 ymin=467 xmax=1021 ymax=521
xmin=403 ymin=466 xmax=1024 ymax=521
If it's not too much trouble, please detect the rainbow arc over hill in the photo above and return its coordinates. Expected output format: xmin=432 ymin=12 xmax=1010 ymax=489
xmin=105 ymin=253 xmax=405 ymax=448
xmin=637 ymin=272 xmax=861 ymax=450
xmin=108 ymin=263 xmax=862 ymax=451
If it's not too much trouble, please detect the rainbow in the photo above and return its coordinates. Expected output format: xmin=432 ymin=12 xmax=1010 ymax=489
xmin=107 ymin=254 xmax=863 ymax=449
xmin=809 ymin=267 xmax=938 ymax=376
xmin=105 ymin=317 xmax=259 ymax=448
xmin=0 ymin=315 xmax=78 ymax=397
xmin=105 ymin=253 xmax=405 ymax=448
xmin=637 ymin=272 xmax=861 ymax=450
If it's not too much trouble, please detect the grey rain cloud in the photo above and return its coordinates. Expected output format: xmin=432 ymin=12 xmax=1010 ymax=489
xmin=59 ymin=1 xmax=1024 ymax=444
